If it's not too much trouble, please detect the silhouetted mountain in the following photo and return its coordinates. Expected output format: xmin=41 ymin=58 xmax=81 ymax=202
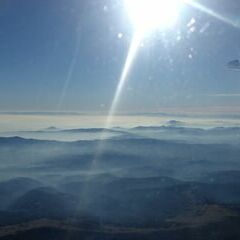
xmin=9 ymin=187 xmax=78 ymax=219
xmin=44 ymin=127 xmax=59 ymax=131
xmin=1 ymin=126 xmax=240 ymax=239
xmin=166 ymin=120 xmax=185 ymax=126
xmin=0 ymin=178 xmax=42 ymax=210
xmin=61 ymin=128 xmax=121 ymax=134
xmin=199 ymin=170 xmax=240 ymax=184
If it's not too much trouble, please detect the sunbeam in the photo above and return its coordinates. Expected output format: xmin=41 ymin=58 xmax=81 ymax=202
xmin=57 ymin=31 xmax=81 ymax=111
xmin=187 ymin=0 xmax=240 ymax=29
xmin=104 ymin=32 xmax=143 ymax=129
xmin=86 ymin=32 xmax=143 ymax=177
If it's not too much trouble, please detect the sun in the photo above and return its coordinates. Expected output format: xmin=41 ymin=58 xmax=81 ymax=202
xmin=124 ymin=0 xmax=183 ymax=34
xmin=104 ymin=0 xmax=184 ymax=129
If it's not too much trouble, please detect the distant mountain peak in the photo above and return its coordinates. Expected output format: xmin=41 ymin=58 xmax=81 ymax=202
xmin=45 ymin=126 xmax=58 ymax=131
xmin=166 ymin=120 xmax=185 ymax=127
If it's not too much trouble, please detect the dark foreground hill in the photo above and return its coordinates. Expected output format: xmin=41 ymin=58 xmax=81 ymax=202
xmin=0 ymin=215 xmax=240 ymax=240
xmin=1 ymin=128 xmax=240 ymax=239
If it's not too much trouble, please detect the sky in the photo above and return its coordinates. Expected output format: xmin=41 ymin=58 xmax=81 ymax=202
xmin=1 ymin=0 xmax=240 ymax=113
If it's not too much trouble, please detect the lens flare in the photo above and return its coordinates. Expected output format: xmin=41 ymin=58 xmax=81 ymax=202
xmin=104 ymin=0 xmax=183 ymax=129
xmin=187 ymin=0 xmax=240 ymax=29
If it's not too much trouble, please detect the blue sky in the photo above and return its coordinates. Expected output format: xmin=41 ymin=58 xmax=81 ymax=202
xmin=1 ymin=0 xmax=240 ymax=113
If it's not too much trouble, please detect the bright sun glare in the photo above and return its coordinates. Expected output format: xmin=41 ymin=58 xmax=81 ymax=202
xmin=125 ymin=0 xmax=183 ymax=33
xmin=104 ymin=0 xmax=184 ymax=130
